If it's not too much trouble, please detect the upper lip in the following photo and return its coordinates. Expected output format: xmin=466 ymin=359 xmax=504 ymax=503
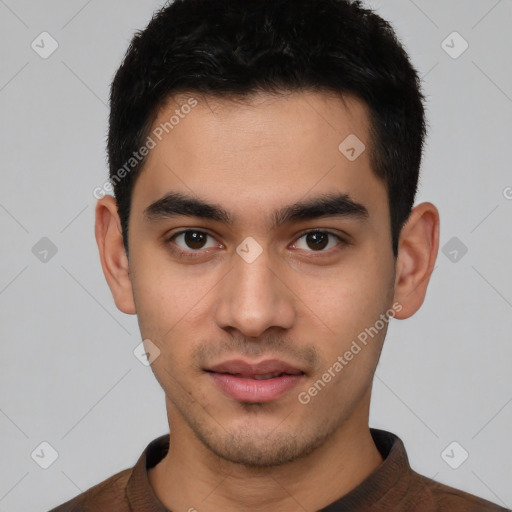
xmin=207 ymin=359 xmax=305 ymax=377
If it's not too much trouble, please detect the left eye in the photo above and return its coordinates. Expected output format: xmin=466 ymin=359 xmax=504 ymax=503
xmin=293 ymin=231 xmax=342 ymax=252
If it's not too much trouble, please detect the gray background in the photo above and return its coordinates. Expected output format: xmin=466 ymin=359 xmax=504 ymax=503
xmin=0 ymin=0 xmax=511 ymax=510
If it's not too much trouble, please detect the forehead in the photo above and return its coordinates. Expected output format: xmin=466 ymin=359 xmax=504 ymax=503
xmin=131 ymin=90 xmax=388 ymax=229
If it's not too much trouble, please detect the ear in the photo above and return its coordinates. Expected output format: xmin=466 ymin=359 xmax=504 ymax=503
xmin=94 ymin=195 xmax=136 ymax=315
xmin=393 ymin=202 xmax=440 ymax=319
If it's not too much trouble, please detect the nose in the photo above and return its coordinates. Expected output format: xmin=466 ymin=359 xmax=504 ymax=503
xmin=213 ymin=243 xmax=296 ymax=339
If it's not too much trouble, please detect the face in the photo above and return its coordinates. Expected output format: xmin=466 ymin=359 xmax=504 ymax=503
xmin=126 ymin=91 xmax=397 ymax=467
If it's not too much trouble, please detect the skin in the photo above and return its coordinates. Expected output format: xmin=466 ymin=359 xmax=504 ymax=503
xmin=95 ymin=90 xmax=439 ymax=512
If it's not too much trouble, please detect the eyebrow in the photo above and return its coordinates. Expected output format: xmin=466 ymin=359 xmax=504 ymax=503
xmin=143 ymin=191 xmax=369 ymax=229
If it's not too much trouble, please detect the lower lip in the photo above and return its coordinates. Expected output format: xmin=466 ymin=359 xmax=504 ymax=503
xmin=208 ymin=372 xmax=304 ymax=403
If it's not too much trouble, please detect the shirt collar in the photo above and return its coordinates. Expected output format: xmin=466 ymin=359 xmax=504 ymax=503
xmin=126 ymin=428 xmax=413 ymax=512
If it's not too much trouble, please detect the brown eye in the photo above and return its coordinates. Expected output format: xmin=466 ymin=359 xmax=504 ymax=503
xmin=182 ymin=231 xmax=208 ymax=249
xmin=294 ymin=231 xmax=343 ymax=252
xmin=306 ymin=232 xmax=328 ymax=250
xmin=170 ymin=230 xmax=217 ymax=252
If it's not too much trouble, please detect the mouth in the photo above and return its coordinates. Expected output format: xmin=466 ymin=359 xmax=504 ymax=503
xmin=205 ymin=359 xmax=306 ymax=403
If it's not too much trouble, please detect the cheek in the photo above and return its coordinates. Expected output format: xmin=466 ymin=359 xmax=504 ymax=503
xmin=130 ymin=243 xmax=238 ymax=387
xmin=297 ymin=254 xmax=393 ymax=398
xmin=304 ymin=275 xmax=391 ymax=406
xmin=130 ymin=252 xmax=220 ymax=352
xmin=301 ymin=255 xmax=392 ymax=337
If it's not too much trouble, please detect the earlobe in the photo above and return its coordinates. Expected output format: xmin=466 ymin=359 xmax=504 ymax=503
xmin=94 ymin=195 xmax=137 ymax=315
xmin=393 ymin=202 xmax=440 ymax=319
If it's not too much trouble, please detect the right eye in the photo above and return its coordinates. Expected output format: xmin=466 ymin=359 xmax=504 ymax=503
xmin=166 ymin=229 xmax=222 ymax=258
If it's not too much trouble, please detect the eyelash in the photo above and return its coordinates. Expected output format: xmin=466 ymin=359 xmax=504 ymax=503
xmin=164 ymin=229 xmax=348 ymax=259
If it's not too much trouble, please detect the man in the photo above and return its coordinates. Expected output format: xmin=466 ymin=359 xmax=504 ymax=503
xmin=49 ymin=0 xmax=508 ymax=510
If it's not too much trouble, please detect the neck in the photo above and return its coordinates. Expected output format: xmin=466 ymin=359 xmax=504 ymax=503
xmin=149 ymin=391 xmax=384 ymax=512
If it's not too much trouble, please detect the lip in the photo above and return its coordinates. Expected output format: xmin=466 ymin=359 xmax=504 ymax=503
xmin=208 ymin=358 xmax=304 ymax=377
xmin=206 ymin=358 xmax=305 ymax=403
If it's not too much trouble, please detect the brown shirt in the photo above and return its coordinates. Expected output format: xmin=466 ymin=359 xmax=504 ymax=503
xmin=48 ymin=428 xmax=509 ymax=512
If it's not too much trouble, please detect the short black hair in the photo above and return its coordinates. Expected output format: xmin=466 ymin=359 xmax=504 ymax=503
xmin=107 ymin=0 xmax=426 ymax=258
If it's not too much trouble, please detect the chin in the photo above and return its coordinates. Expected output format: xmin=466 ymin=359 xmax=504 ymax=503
xmin=197 ymin=426 xmax=329 ymax=468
